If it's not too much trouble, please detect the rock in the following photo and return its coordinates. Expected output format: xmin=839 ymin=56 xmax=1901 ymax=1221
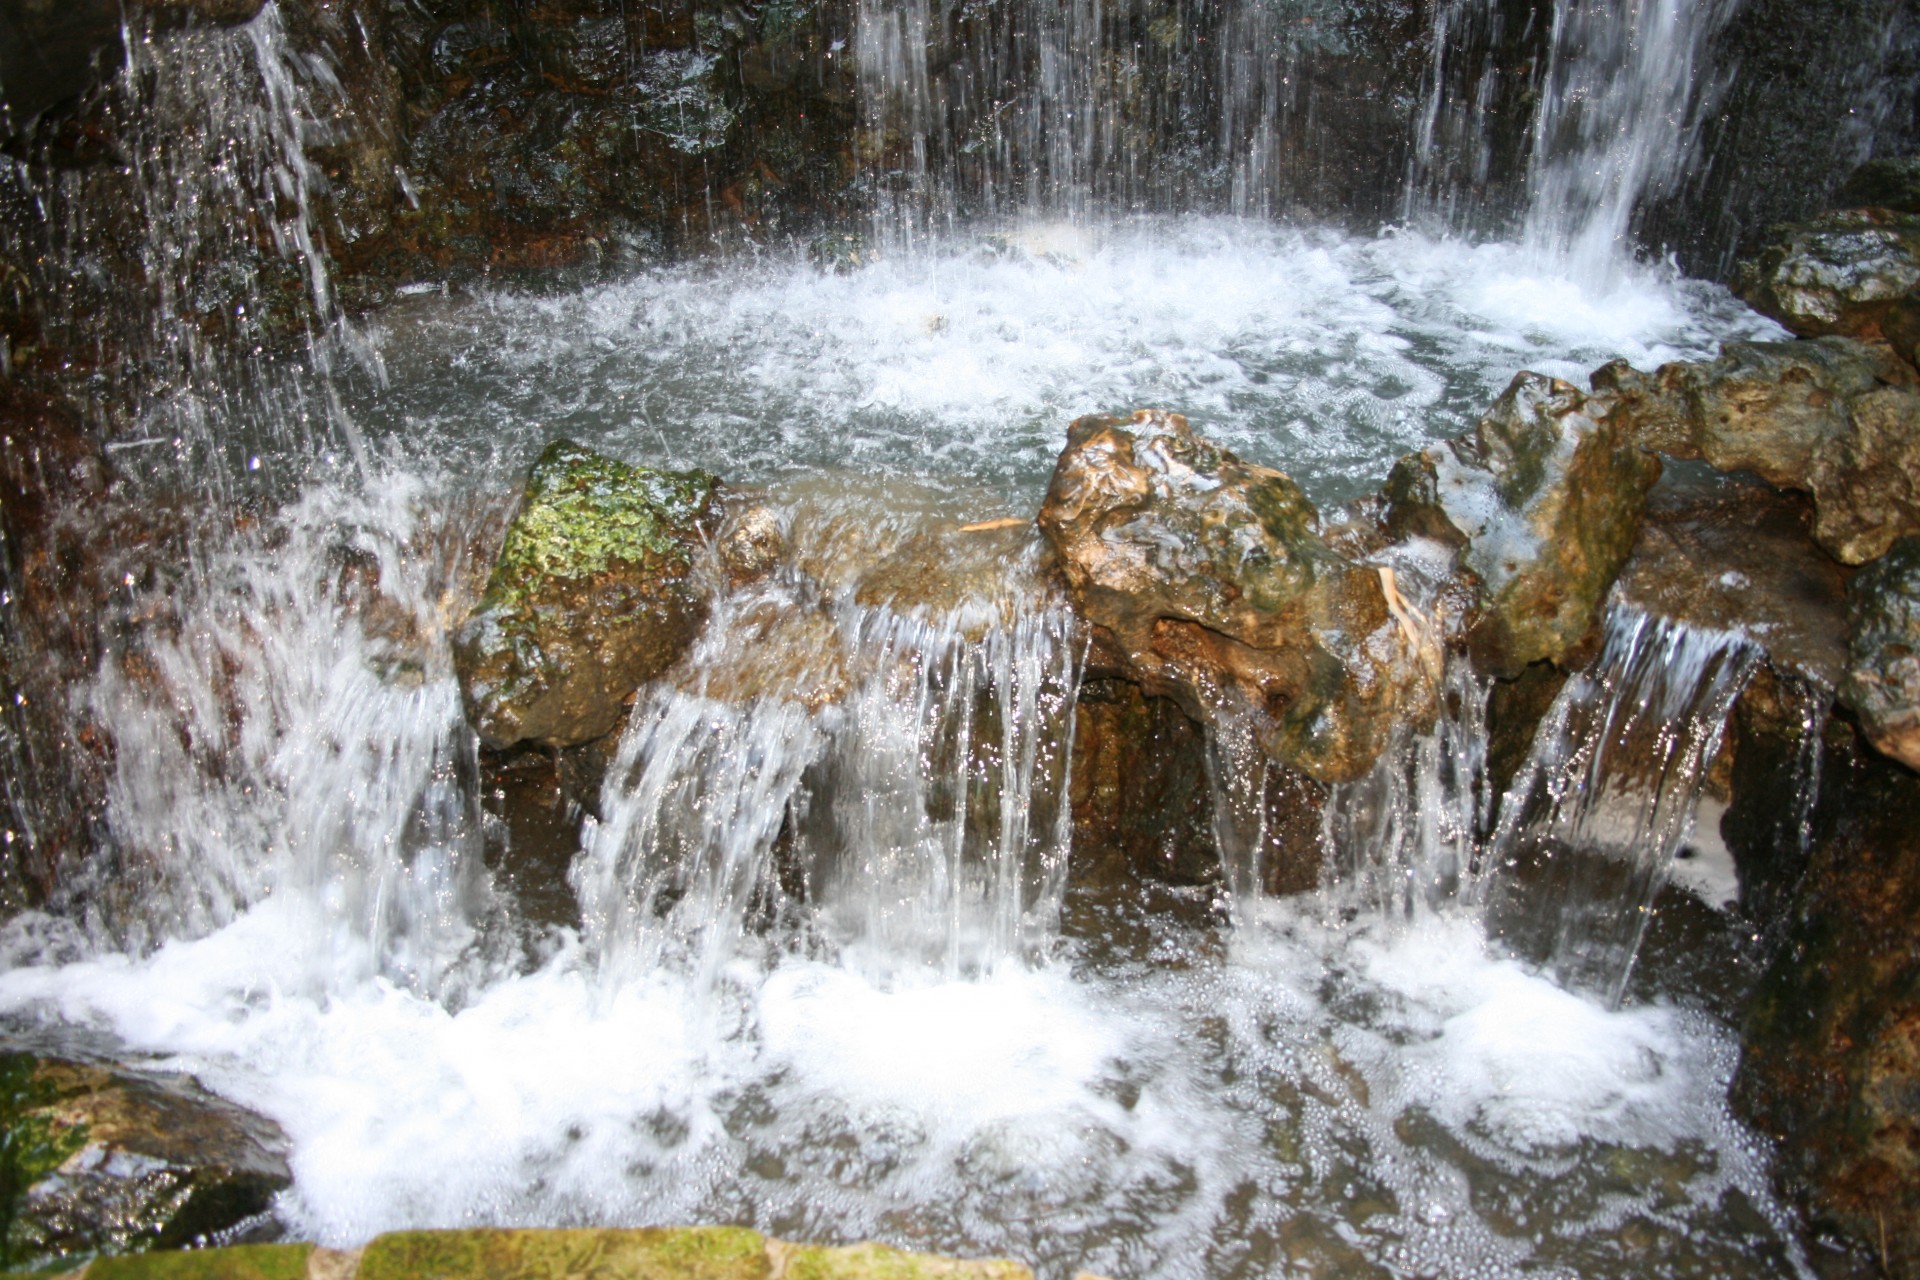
xmin=1614 ymin=465 xmax=1849 ymax=689
xmin=717 ymin=503 xmax=786 ymax=586
xmin=1070 ymin=677 xmax=1219 ymax=887
xmin=1735 ymin=208 xmax=1920 ymax=340
xmin=1038 ymin=409 xmax=1435 ymax=785
xmin=1735 ymin=727 xmax=1920 ymax=1280
xmin=355 ymin=1228 xmax=1033 ymax=1280
xmin=1842 ymin=537 xmax=1920 ymax=773
xmin=1885 ymin=287 xmax=1920 ymax=369
xmin=86 ymin=1243 xmax=314 ymax=1280
xmin=452 ymin=440 xmax=718 ymax=750
xmin=1598 ymin=338 xmax=1920 ymax=564
xmin=1837 ymin=154 xmax=1920 ymax=215
xmin=1 ymin=1053 xmax=290 ymax=1269
xmin=1384 ymin=372 xmax=1661 ymax=674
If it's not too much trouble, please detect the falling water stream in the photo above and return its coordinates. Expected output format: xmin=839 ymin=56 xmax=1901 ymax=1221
xmin=0 ymin=0 xmax=1845 ymax=1275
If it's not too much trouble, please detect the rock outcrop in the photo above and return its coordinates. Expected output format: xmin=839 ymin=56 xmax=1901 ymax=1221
xmin=1843 ymin=537 xmax=1920 ymax=773
xmin=453 ymin=440 xmax=717 ymax=750
xmin=1 ymin=1053 xmax=290 ymax=1269
xmin=1038 ymin=409 xmax=1437 ymax=785
xmin=1735 ymin=728 xmax=1920 ymax=1280
xmin=1596 ymin=338 xmax=1920 ymax=564
xmin=1735 ymin=208 xmax=1920 ymax=341
xmin=1383 ymin=371 xmax=1663 ymax=675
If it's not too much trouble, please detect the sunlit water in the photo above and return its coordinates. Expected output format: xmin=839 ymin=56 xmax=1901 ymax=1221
xmin=0 ymin=219 xmax=1805 ymax=1279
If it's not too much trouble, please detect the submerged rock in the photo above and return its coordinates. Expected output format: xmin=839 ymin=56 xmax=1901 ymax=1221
xmin=0 ymin=1053 xmax=289 ymax=1268
xmin=1384 ymin=372 xmax=1661 ymax=674
xmin=1039 ymin=409 xmax=1435 ymax=784
xmin=1598 ymin=337 xmax=1920 ymax=564
xmin=453 ymin=440 xmax=718 ymax=750
xmin=1735 ymin=208 xmax=1920 ymax=341
xmin=1842 ymin=538 xmax=1920 ymax=773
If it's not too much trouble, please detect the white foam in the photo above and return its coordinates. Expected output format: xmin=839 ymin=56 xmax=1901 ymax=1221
xmin=360 ymin=219 xmax=1781 ymax=502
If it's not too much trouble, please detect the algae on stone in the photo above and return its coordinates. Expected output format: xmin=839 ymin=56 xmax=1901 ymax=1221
xmin=86 ymin=1244 xmax=314 ymax=1280
xmin=453 ymin=439 xmax=719 ymax=749
xmin=359 ymin=1227 xmax=770 ymax=1280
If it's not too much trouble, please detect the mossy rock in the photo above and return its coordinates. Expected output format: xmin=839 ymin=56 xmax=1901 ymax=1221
xmin=453 ymin=440 xmax=719 ymax=749
xmin=0 ymin=1054 xmax=289 ymax=1273
xmin=359 ymin=1227 xmax=767 ymax=1280
xmin=85 ymin=1244 xmax=313 ymax=1280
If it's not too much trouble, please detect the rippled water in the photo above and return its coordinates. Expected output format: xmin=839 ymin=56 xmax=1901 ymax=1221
xmin=351 ymin=218 xmax=1778 ymax=502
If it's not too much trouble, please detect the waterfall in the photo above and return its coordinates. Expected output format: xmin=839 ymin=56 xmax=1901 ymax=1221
xmin=1406 ymin=0 xmax=1742 ymax=282
xmin=2 ymin=0 xmax=371 ymax=496
xmin=575 ymin=584 xmax=1083 ymax=999
xmin=1319 ymin=607 xmax=1760 ymax=1007
xmin=1321 ymin=659 xmax=1493 ymax=920
xmin=1482 ymin=607 xmax=1759 ymax=1005
xmin=849 ymin=0 xmax=1373 ymax=251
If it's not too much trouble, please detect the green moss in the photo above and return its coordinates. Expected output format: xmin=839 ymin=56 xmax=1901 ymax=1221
xmin=0 ymin=1055 xmax=88 ymax=1270
xmin=86 ymin=1245 xmax=314 ymax=1280
xmin=776 ymin=1242 xmax=1030 ymax=1280
xmin=358 ymin=1226 xmax=769 ymax=1280
xmin=485 ymin=440 xmax=717 ymax=610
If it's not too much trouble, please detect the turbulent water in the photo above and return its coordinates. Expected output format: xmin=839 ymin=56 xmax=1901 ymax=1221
xmin=0 ymin=213 xmax=1814 ymax=1278
xmin=0 ymin=0 xmax=1837 ymax=1266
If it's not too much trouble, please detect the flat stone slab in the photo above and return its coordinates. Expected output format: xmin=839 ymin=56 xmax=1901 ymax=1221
xmin=6 ymin=1230 xmax=1036 ymax=1280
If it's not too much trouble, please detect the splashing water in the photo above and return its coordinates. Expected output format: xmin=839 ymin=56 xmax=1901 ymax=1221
xmin=0 ymin=4 xmax=1823 ymax=1272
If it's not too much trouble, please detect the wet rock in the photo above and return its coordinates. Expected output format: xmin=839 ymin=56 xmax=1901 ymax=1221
xmin=1837 ymin=154 xmax=1920 ymax=215
xmin=452 ymin=439 xmax=718 ymax=750
xmin=1735 ymin=208 xmax=1920 ymax=340
xmin=86 ymin=1242 xmax=314 ymax=1280
xmin=717 ymin=503 xmax=787 ymax=586
xmin=1598 ymin=338 xmax=1920 ymax=565
xmin=1 ymin=1053 xmax=290 ymax=1269
xmin=1384 ymin=373 xmax=1661 ymax=675
xmin=1841 ymin=537 xmax=1920 ymax=772
xmin=1039 ymin=409 xmax=1435 ymax=785
xmin=1735 ymin=727 xmax=1920 ymax=1280
xmin=1070 ymin=677 xmax=1219 ymax=887
xmin=1615 ymin=465 xmax=1849 ymax=689
xmin=0 ymin=379 xmax=115 ymax=910
xmin=355 ymin=1227 xmax=1033 ymax=1280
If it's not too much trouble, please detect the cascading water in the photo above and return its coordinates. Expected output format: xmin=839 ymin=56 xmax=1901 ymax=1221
xmin=1407 ymin=0 xmax=1743 ymax=285
xmin=0 ymin=0 xmax=1844 ymax=1275
xmin=1482 ymin=607 xmax=1759 ymax=1005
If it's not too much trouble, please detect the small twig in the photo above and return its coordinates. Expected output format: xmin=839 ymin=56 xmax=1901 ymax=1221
xmin=958 ymin=517 xmax=1026 ymax=533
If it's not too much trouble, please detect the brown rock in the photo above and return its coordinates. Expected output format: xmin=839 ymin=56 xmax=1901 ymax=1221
xmin=1384 ymin=373 xmax=1661 ymax=674
xmin=1039 ymin=409 xmax=1435 ymax=785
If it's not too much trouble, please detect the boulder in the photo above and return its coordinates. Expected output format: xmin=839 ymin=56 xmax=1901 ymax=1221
xmin=1735 ymin=208 xmax=1920 ymax=341
xmin=1842 ymin=537 xmax=1920 ymax=773
xmin=1596 ymin=338 xmax=1920 ymax=564
xmin=1038 ymin=409 xmax=1436 ymax=784
xmin=1 ymin=1053 xmax=290 ymax=1269
xmin=452 ymin=440 xmax=718 ymax=750
xmin=1383 ymin=372 xmax=1661 ymax=674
